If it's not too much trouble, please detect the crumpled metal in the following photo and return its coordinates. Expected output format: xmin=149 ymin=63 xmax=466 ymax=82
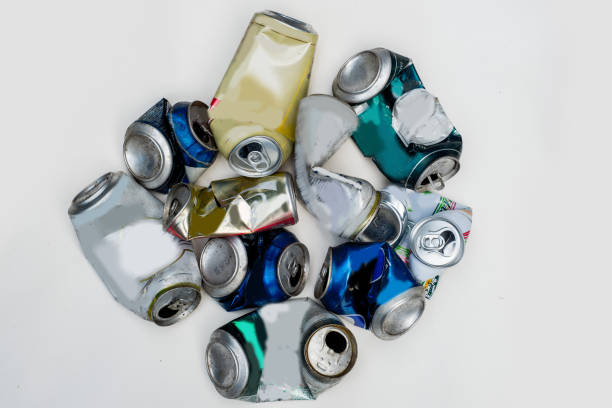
xmin=294 ymin=94 xmax=379 ymax=239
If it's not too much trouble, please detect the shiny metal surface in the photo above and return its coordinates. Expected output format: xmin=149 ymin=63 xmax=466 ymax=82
xmin=332 ymin=48 xmax=392 ymax=104
xmin=414 ymin=156 xmax=461 ymax=191
xmin=228 ymin=136 xmax=282 ymax=177
xmin=276 ymin=242 xmax=309 ymax=296
xmin=68 ymin=171 xmax=202 ymax=325
xmin=357 ymin=189 xmax=409 ymax=246
xmin=304 ymin=324 xmax=357 ymax=378
xmin=209 ymin=10 xmax=317 ymax=177
xmin=162 ymin=183 xmax=193 ymax=239
xmin=314 ymin=247 xmax=332 ymax=299
xmin=198 ymin=236 xmax=248 ymax=298
xmin=294 ymin=94 xmax=379 ymax=239
xmin=370 ymin=286 xmax=425 ymax=340
xmin=409 ymin=215 xmax=465 ymax=268
xmin=206 ymin=329 xmax=249 ymax=399
xmin=123 ymin=122 xmax=173 ymax=190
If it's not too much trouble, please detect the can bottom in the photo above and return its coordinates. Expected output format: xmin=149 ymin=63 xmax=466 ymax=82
xmin=206 ymin=329 xmax=249 ymax=398
xmin=370 ymin=286 xmax=426 ymax=340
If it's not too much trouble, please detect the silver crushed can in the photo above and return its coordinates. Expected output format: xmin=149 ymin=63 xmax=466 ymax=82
xmin=68 ymin=171 xmax=202 ymax=325
xmin=294 ymin=94 xmax=379 ymax=239
xmin=205 ymin=298 xmax=357 ymax=402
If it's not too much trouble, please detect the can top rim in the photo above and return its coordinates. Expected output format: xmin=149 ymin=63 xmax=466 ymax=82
xmin=149 ymin=285 xmax=201 ymax=326
xmin=68 ymin=172 xmax=119 ymax=215
xmin=276 ymin=242 xmax=309 ymax=296
xmin=409 ymin=215 xmax=464 ymax=267
xmin=162 ymin=183 xmax=193 ymax=232
xmin=228 ymin=136 xmax=283 ymax=178
xmin=303 ymin=323 xmax=358 ymax=378
xmin=261 ymin=10 xmax=317 ymax=34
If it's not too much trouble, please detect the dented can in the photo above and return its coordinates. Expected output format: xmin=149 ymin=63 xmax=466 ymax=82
xmin=68 ymin=172 xmax=202 ymax=325
xmin=205 ymin=298 xmax=357 ymax=402
xmin=163 ymin=172 xmax=298 ymax=240
xmin=124 ymin=99 xmax=216 ymax=193
xmin=209 ymin=10 xmax=317 ymax=177
xmin=192 ymin=228 xmax=309 ymax=311
xmin=315 ymin=242 xmax=425 ymax=340
xmin=333 ymin=48 xmax=462 ymax=191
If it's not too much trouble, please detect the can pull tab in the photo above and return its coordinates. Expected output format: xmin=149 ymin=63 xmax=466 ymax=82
xmin=419 ymin=228 xmax=456 ymax=256
xmin=237 ymin=145 xmax=271 ymax=171
xmin=425 ymin=172 xmax=445 ymax=191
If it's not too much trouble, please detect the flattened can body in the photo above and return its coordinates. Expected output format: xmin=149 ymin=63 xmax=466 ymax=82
xmin=333 ymin=48 xmax=462 ymax=191
xmin=315 ymin=242 xmax=425 ymax=340
xmin=209 ymin=10 xmax=317 ymax=177
xmin=168 ymin=100 xmax=218 ymax=182
xmin=193 ymin=229 xmax=309 ymax=311
xmin=123 ymin=99 xmax=188 ymax=193
xmin=163 ymin=172 xmax=299 ymax=240
xmin=68 ymin=172 xmax=202 ymax=326
xmin=205 ymin=298 xmax=357 ymax=402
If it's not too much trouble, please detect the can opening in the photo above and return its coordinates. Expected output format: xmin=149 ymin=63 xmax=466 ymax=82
xmin=325 ymin=330 xmax=348 ymax=354
xmin=414 ymin=156 xmax=460 ymax=192
xmin=409 ymin=216 xmax=464 ymax=267
xmin=189 ymin=101 xmax=216 ymax=150
xmin=228 ymin=137 xmax=282 ymax=177
xmin=151 ymin=286 xmax=201 ymax=326
xmin=69 ymin=172 xmax=115 ymax=214
xmin=277 ymin=242 xmax=309 ymax=296
xmin=314 ymin=248 xmax=332 ymax=299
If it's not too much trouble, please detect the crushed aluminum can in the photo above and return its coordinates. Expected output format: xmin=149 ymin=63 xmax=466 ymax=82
xmin=67 ymin=172 xmax=202 ymax=326
xmin=168 ymin=100 xmax=218 ymax=182
xmin=209 ymin=10 xmax=317 ymax=177
xmin=332 ymin=48 xmax=462 ymax=191
xmin=205 ymin=298 xmax=357 ymax=402
xmin=294 ymin=94 xmax=379 ymax=239
xmin=315 ymin=242 xmax=425 ymax=340
xmin=387 ymin=186 xmax=472 ymax=296
xmin=192 ymin=228 xmax=309 ymax=311
xmin=162 ymin=172 xmax=299 ymax=240
xmin=124 ymin=99 xmax=217 ymax=193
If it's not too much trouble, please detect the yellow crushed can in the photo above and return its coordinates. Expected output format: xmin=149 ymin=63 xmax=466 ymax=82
xmin=209 ymin=10 xmax=318 ymax=177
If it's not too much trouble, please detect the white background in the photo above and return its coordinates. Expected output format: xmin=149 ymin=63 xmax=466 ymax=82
xmin=1 ymin=0 xmax=610 ymax=406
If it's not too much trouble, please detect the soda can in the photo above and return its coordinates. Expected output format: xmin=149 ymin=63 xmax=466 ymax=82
xmin=294 ymin=94 xmax=379 ymax=239
xmin=68 ymin=172 xmax=202 ymax=326
xmin=163 ymin=172 xmax=299 ymax=240
xmin=168 ymin=100 xmax=218 ymax=182
xmin=205 ymin=298 xmax=357 ymax=402
xmin=192 ymin=228 xmax=309 ymax=311
xmin=332 ymin=48 xmax=462 ymax=191
xmin=123 ymin=99 xmax=187 ymax=193
xmin=209 ymin=10 xmax=318 ymax=177
xmin=315 ymin=242 xmax=425 ymax=340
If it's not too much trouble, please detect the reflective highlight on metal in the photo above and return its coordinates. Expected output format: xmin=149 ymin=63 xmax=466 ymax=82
xmin=67 ymin=172 xmax=202 ymax=325
xmin=204 ymin=298 xmax=357 ymax=402
xmin=193 ymin=229 xmax=309 ymax=311
xmin=294 ymin=94 xmax=379 ymax=239
xmin=209 ymin=10 xmax=317 ymax=177
xmin=388 ymin=185 xmax=473 ymax=290
xmin=123 ymin=99 xmax=187 ymax=193
xmin=315 ymin=242 xmax=425 ymax=340
xmin=332 ymin=48 xmax=463 ymax=191
xmin=163 ymin=172 xmax=298 ymax=240
xmin=356 ymin=188 xmax=409 ymax=246
xmin=168 ymin=100 xmax=218 ymax=182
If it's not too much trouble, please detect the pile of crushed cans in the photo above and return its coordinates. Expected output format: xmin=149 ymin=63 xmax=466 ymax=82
xmin=68 ymin=10 xmax=473 ymax=403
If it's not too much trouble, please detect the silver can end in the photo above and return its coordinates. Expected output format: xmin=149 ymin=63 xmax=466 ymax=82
xmin=123 ymin=122 xmax=173 ymax=190
xmin=414 ymin=156 xmax=461 ymax=192
xmin=187 ymin=101 xmax=217 ymax=151
xmin=332 ymin=48 xmax=392 ymax=105
xmin=277 ymin=242 xmax=309 ymax=296
xmin=162 ymin=183 xmax=192 ymax=237
xmin=228 ymin=136 xmax=283 ymax=177
xmin=357 ymin=189 xmax=407 ymax=246
xmin=206 ymin=329 xmax=249 ymax=399
xmin=314 ymin=248 xmax=333 ymax=299
xmin=68 ymin=172 xmax=118 ymax=215
xmin=370 ymin=286 xmax=426 ymax=340
xmin=199 ymin=237 xmax=248 ymax=298
xmin=409 ymin=215 xmax=464 ymax=267
xmin=150 ymin=285 xmax=201 ymax=326
xmin=304 ymin=324 xmax=357 ymax=378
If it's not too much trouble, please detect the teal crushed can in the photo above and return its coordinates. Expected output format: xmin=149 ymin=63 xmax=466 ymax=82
xmin=332 ymin=48 xmax=462 ymax=191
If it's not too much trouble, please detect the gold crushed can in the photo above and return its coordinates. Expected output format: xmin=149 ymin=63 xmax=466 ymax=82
xmin=209 ymin=10 xmax=318 ymax=177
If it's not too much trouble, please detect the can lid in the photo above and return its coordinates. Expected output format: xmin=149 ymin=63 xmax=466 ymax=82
xmin=262 ymin=10 xmax=316 ymax=34
xmin=187 ymin=101 xmax=217 ymax=151
xmin=199 ymin=237 xmax=248 ymax=298
xmin=409 ymin=215 xmax=464 ymax=267
xmin=150 ymin=285 xmax=201 ymax=326
xmin=206 ymin=329 xmax=249 ymax=399
xmin=370 ymin=286 xmax=426 ymax=340
xmin=304 ymin=324 xmax=357 ymax=378
xmin=124 ymin=122 xmax=174 ymax=190
xmin=332 ymin=48 xmax=392 ymax=105
xmin=277 ymin=242 xmax=309 ymax=296
xmin=68 ymin=172 xmax=119 ymax=215
xmin=414 ymin=156 xmax=461 ymax=192
xmin=162 ymin=183 xmax=192 ymax=235
xmin=357 ymin=190 xmax=407 ymax=246
xmin=228 ymin=136 xmax=283 ymax=177
xmin=314 ymin=247 xmax=333 ymax=299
